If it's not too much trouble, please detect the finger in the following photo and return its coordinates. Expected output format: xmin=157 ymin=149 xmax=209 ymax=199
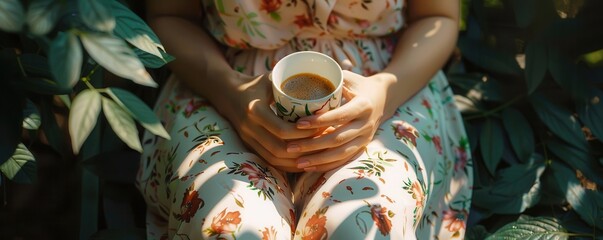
xmin=296 ymin=137 xmax=366 ymax=169
xmin=240 ymin=121 xmax=303 ymax=159
xmin=287 ymin=122 xmax=364 ymax=153
xmin=309 ymin=147 xmax=365 ymax=172
xmin=245 ymin=136 xmax=302 ymax=172
xmin=297 ymin=97 xmax=370 ymax=129
xmin=248 ymin=99 xmax=320 ymax=139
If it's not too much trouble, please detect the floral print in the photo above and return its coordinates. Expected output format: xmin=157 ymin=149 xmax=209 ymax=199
xmin=136 ymin=0 xmax=472 ymax=239
xmin=203 ymin=208 xmax=243 ymax=237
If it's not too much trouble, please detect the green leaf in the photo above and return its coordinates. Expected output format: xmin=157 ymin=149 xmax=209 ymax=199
xmin=502 ymin=108 xmax=534 ymax=163
xmin=78 ymin=0 xmax=115 ymax=32
xmin=530 ymin=92 xmax=588 ymax=150
xmin=577 ymin=89 xmax=603 ymax=144
xmin=102 ymin=97 xmax=142 ymax=152
xmin=0 ymin=143 xmax=36 ymax=183
xmin=480 ymin=118 xmax=504 ymax=176
xmin=458 ymin=36 xmax=523 ymax=76
xmin=551 ymin=161 xmax=603 ymax=230
xmin=0 ymin=0 xmax=24 ymax=32
xmin=17 ymin=77 xmax=72 ymax=95
xmin=486 ymin=216 xmax=569 ymax=240
xmin=69 ymin=89 xmax=102 ymax=154
xmin=111 ymin=1 xmax=165 ymax=61
xmin=548 ymin=47 xmax=589 ymax=101
xmin=19 ymin=53 xmax=52 ymax=78
xmin=525 ymin=43 xmax=547 ymax=94
xmin=80 ymin=33 xmax=157 ymax=87
xmin=25 ymin=0 xmax=63 ymax=35
xmin=133 ymin=48 xmax=174 ymax=69
xmin=22 ymin=100 xmax=41 ymax=130
xmin=473 ymin=156 xmax=545 ymax=214
xmin=582 ymin=49 xmax=603 ymax=67
xmin=49 ymin=31 xmax=83 ymax=88
xmin=547 ymin=138 xmax=602 ymax=186
xmin=107 ymin=88 xmax=170 ymax=140
xmin=511 ymin=0 xmax=536 ymax=28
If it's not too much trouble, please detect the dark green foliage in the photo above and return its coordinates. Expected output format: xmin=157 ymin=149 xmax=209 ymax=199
xmin=453 ymin=0 xmax=603 ymax=237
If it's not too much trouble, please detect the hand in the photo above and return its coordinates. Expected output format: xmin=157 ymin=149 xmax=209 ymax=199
xmin=286 ymin=70 xmax=389 ymax=172
xmin=225 ymin=72 xmax=321 ymax=172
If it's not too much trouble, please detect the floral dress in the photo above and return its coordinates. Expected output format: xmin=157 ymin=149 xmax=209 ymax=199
xmin=136 ymin=0 xmax=473 ymax=239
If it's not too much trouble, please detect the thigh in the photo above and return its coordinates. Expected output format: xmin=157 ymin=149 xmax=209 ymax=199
xmin=137 ymin=76 xmax=296 ymax=240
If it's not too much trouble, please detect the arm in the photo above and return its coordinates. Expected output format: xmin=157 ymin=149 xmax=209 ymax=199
xmin=145 ymin=0 xmax=318 ymax=172
xmin=376 ymin=0 xmax=460 ymax=121
xmin=287 ymin=0 xmax=460 ymax=171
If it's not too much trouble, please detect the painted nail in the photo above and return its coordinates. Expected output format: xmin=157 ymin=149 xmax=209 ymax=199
xmin=287 ymin=144 xmax=301 ymax=153
xmin=297 ymin=121 xmax=311 ymax=129
xmin=297 ymin=160 xmax=310 ymax=169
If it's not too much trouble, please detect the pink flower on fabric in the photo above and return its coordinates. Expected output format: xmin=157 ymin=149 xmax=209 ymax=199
xmin=442 ymin=208 xmax=468 ymax=233
xmin=239 ymin=162 xmax=270 ymax=190
xmin=454 ymin=147 xmax=468 ymax=171
xmin=392 ymin=120 xmax=419 ymax=147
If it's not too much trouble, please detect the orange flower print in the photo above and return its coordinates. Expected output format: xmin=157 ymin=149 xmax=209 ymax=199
xmin=422 ymin=98 xmax=434 ymax=117
xmin=442 ymin=208 xmax=468 ymax=234
xmin=261 ymin=226 xmax=277 ymax=240
xmin=204 ymin=208 xmax=242 ymax=237
xmin=411 ymin=181 xmax=425 ymax=207
xmin=432 ymin=135 xmax=442 ymax=155
xmin=260 ymin=0 xmax=282 ymax=13
xmin=294 ymin=14 xmax=313 ymax=29
xmin=301 ymin=207 xmax=328 ymax=240
xmin=392 ymin=120 xmax=419 ymax=147
xmin=370 ymin=205 xmax=392 ymax=236
xmin=173 ymin=185 xmax=204 ymax=223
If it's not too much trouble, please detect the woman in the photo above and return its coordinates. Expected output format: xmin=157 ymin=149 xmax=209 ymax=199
xmin=137 ymin=0 xmax=472 ymax=239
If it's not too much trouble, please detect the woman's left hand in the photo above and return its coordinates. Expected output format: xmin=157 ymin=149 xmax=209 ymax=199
xmin=286 ymin=70 xmax=391 ymax=172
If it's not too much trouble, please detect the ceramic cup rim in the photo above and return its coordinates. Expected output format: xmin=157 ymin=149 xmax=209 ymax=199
xmin=271 ymin=51 xmax=343 ymax=102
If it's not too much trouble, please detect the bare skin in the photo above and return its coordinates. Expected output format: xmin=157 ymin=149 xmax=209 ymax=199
xmin=145 ymin=0 xmax=459 ymax=172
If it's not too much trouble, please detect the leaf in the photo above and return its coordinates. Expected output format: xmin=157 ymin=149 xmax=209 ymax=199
xmin=548 ymin=47 xmax=589 ymax=101
xmin=0 ymin=143 xmax=37 ymax=183
xmin=133 ymin=48 xmax=174 ymax=69
xmin=107 ymin=88 xmax=170 ymax=140
xmin=501 ymin=108 xmax=534 ymax=163
xmin=458 ymin=36 xmax=523 ymax=76
xmin=480 ymin=118 xmax=504 ymax=176
xmin=530 ymin=92 xmax=588 ymax=150
xmin=577 ymin=89 xmax=603 ymax=144
xmin=19 ymin=53 xmax=51 ymax=78
xmin=0 ymin=0 xmax=24 ymax=32
xmin=69 ymin=89 xmax=102 ymax=154
xmin=551 ymin=161 xmax=603 ymax=230
xmin=486 ymin=216 xmax=569 ymax=240
xmin=473 ymin=156 xmax=545 ymax=214
xmin=22 ymin=100 xmax=41 ymax=130
xmin=547 ymin=138 xmax=603 ymax=186
xmin=511 ymin=0 xmax=536 ymax=28
xmin=80 ymin=33 xmax=157 ymax=87
xmin=25 ymin=0 xmax=63 ymax=35
xmin=111 ymin=1 xmax=165 ymax=60
xmin=525 ymin=43 xmax=548 ymax=94
xmin=102 ymin=97 xmax=142 ymax=152
xmin=17 ymin=77 xmax=72 ymax=95
xmin=49 ymin=31 xmax=83 ymax=88
xmin=78 ymin=0 xmax=115 ymax=32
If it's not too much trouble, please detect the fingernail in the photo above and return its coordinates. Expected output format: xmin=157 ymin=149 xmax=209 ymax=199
xmin=297 ymin=121 xmax=311 ymax=129
xmin=297 ymin=160 xmax=310 ymax=169
xmin=287 ymin=144 xmax=301 ymax=153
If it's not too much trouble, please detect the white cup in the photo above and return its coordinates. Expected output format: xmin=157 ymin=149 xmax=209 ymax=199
xmin=271 ymin=51 xmax=343 ymax=122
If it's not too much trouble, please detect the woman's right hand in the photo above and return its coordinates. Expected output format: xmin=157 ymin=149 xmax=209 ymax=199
xmin=224 ymin=72 xmax=321 ymax=172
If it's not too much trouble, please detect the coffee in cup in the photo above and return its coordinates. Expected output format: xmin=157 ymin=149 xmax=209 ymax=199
xmin=271 ymin=51 xmax=343 ymax=122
